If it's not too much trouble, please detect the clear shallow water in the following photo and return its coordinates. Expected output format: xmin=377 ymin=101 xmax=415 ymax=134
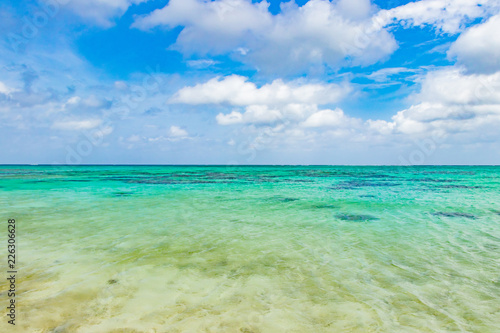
xmin=1 ymin=165 xmax=499 ymax=332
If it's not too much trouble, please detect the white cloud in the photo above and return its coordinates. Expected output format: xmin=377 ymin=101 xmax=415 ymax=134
xmin=249 ymin=0 xmax=395 ymax=72
xmin=169 ymin=125 xmax=188 ymax=137
xmin=170 ymin=75 xmax=350 ymax=106
xmin=336 ymin=0 xmax=373 ymax=21
xmin=61 ymin=94 xmax=111 ymax=111
xmin=236 ymin=47 xmax=249 ymax=56
xmin=416 ymin=68 xmax=500 ymax=105
xmin=132 ymin=0 xmax=272 ymax=49
xmin=66 ymin=0 xmax=146 ymax=27
xmin=66 ymin=96 xmax=81 ymax=105
xmin=369 ymin=68 xmax=500 ymax=136
xmin=448 ymin=14 xmax=500 ymax=73
xmin=216 ymin=111 xmax=243 ymax=125
xmin=52 ymin=119 xmax=103 ymax=131
xmin=61 ymin=96 xmax=81 ymax=111
xmin=177 ymin=75 xmax=357 ymax=128
xmin=390 ymin=102 xmax=500 ymax=136
xmin=376 ymin=0 xmax=497 ymax=34
xmin=136 ymin=126 xmax=191 ymax=144
xmin=215 ymin=104 xmax=362 ymax=141
xmin=216 ymin=105 xmax=282 ymax=125
xmin=302 ymin=108 xmax=359 ymax=127
xmin=131 ymin=0 xmax=500 ymax=74
xmin=173 ymin=69 xmax=496 ymax=147
xmin=366 ymin=67 xmax=418 ymax=82
xmin=186 ymin=59 xmax=219 ymax=69
xmin=366 ymin=119 xmax=395 ymax=135
xmin=0 ymin=81 xmax=15 ymax=95
xmin=133 ymin=0 xmax=397 ymax=73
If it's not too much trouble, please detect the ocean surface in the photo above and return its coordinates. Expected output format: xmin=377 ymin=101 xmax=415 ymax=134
xmin=1 ymin=165 xmax=499 ymax=332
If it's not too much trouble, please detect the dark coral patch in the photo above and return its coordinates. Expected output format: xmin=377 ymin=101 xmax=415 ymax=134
xmin=330 ymin=180 xmax=400 ymax=190
xmin=437 ymin=185 xmax=482 ymax=189
xmin=113 ymin=192 xmax=133 ymax=197
xmin=431 ymin=212 xmax=477 ymax=219
xmin=409 ymin=178 xmax=455 ymax=183
xmin=276 ymin=197 xmax=299 ymax=202
xmin=313 ymin=204 xmax=337 ymax=209
xmin=336 ymin=213 xmax=378 ymax=222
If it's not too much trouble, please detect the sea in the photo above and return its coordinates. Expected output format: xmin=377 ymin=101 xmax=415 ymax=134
xmin=1 ymin=165 xmax=499 ymax=332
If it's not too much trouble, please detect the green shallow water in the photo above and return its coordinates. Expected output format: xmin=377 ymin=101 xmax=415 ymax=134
xmin=1 ymin=166 xmax=500 ymax=332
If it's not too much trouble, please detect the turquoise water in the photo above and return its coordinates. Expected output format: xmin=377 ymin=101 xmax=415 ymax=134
xmin=1 ymin=166 xmax=500 ymax=332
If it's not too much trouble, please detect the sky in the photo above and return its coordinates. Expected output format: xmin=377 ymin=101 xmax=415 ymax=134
xmin=1 ymin=0 xmax=500 ymax=165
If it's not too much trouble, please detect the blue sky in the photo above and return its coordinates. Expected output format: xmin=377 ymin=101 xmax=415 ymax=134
xmin=1 ymin=0 xmax=500 ymax=164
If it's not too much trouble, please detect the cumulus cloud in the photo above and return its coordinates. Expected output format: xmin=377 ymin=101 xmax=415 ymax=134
xmin=369 ymin=68 xmax=500 ymax=136
xmin=131 ymin=0 xmax=500 ymax=74
xmin=216 ymin=104 xmax=322 ymax=126
xmin=133 ymin=0 xmax=397 ymax=73
xmin=132 ymin=0 xmax=272 ymax=49
xmin=381 ymin=102 xmax=500 ymax=138
xmin=195 ymin=66 xmax=500 ymax=148
xmin=302 ymin=108 xmax=360 ymax=128
xmin=216 ymin=105 xmax=360 ymax=143
xmin=174 ymin=75 xmax=359 ymax=129
xmin=170 ymin=75 xmax=350 ymax=106
xmin=448 ymin=14 xmax=500 ymax=74
xmin=216 ymin=111 xmax=244 ymax=125
xmin=415 ymin=68 xmax=500 ymax=105
xmin=216 ymin=105 xmax=282 ymax=125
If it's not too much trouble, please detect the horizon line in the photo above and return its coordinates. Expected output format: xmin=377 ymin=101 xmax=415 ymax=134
xmin=1 ymin=164 xmax=499 ymax=167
